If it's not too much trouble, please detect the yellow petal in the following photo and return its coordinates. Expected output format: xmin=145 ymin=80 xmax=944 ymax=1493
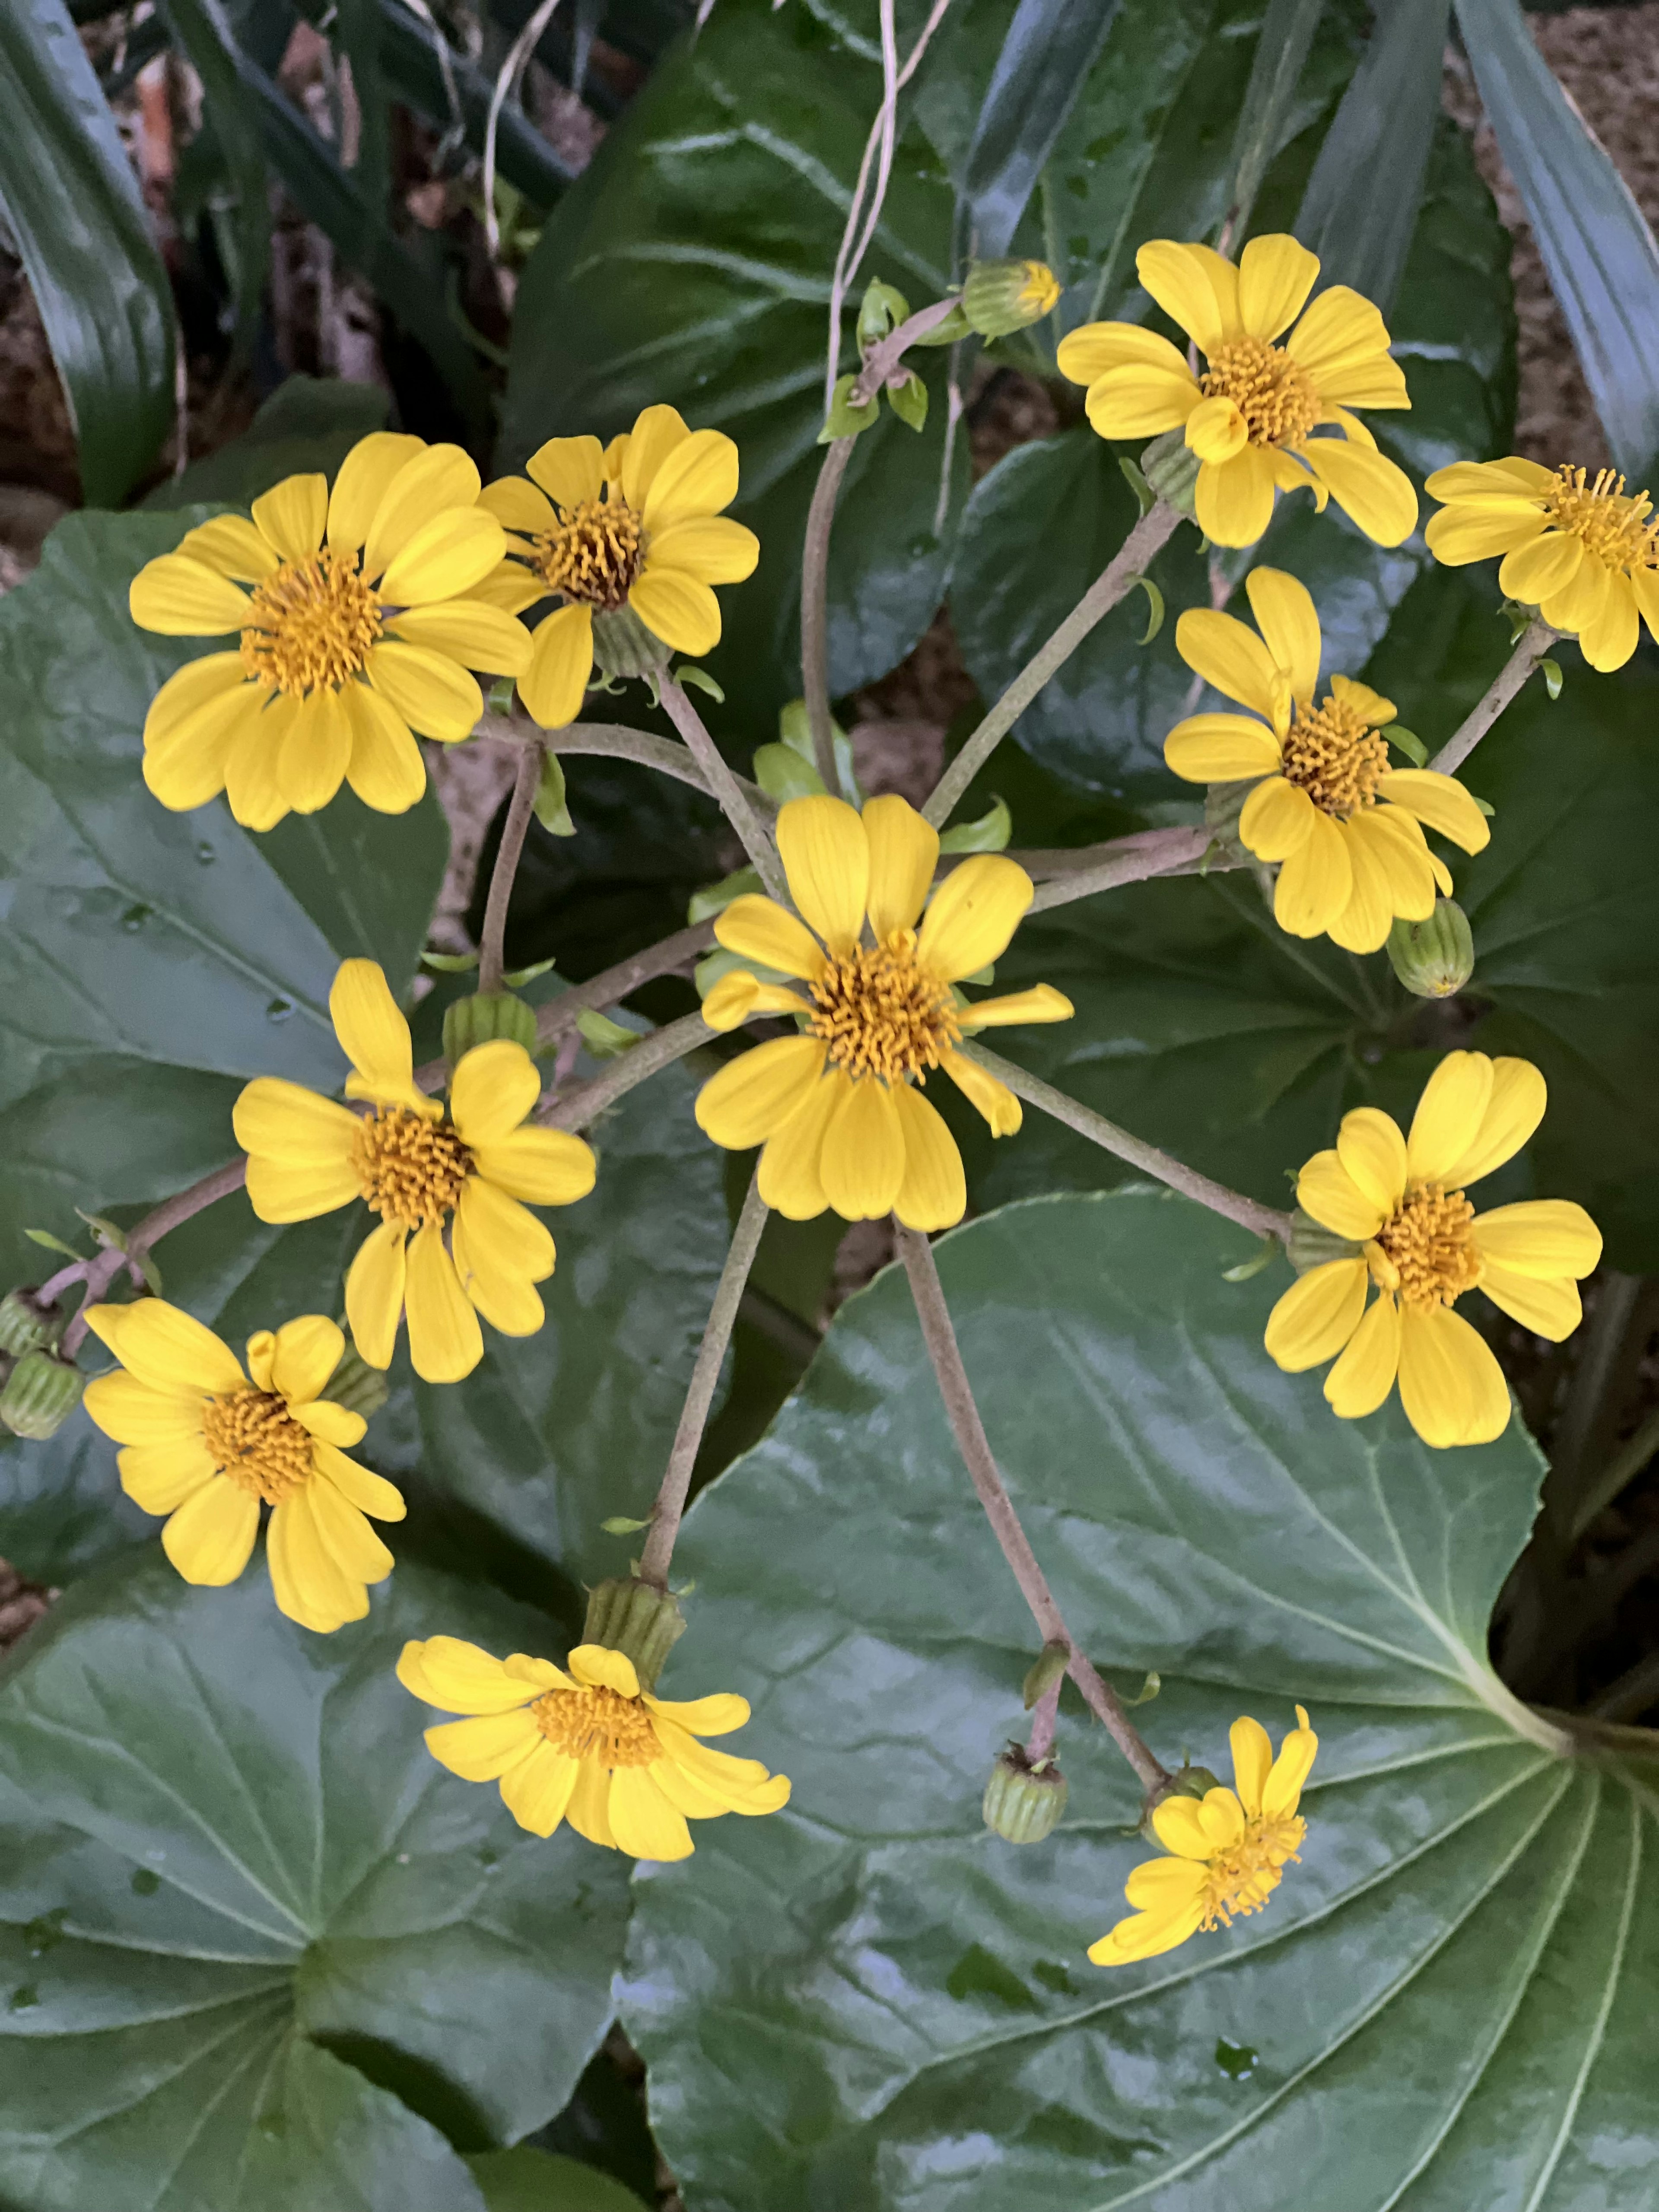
xmin=1285 ymin=284 xmax=1392 ymax=378
xmin=129 ymin=554 xmax=250 ymax=636
xmin=1424 ymin=502 xmax=1547 ymax=566
xmin=342 ymin=683 xmax=426 ymax=814
xmin=955 ymin=983 xmax=1074 ymax=1032
xmin=1163 ymin=713 xmax=1281 ymax=783
xmin=85 ymin=1297 xmax=245 ymax=1396
xmin=327 ymin=432 xmax=426 ymax=555
xmin=450 ymin=1038 xmax=541 ymax=1144
xmin=305 ymin=1472 xmax=394 ymax=1586
xmin=1183 ymin=394 xmax=1248 ymax=464
xmin=471 ymin=1128 xmax=597 ymax=1208
xmin=696 ymin=1035 xmax=828 ymax=1150
xmin=620 ymin=404 xmax=693 ymax=511
xmin=776 ymin=795 xmax=869 ymax=958
xmin=1579 ymin=570 xmax=1640 ymax=672
xmin=1497 ymin=528 xmax=1586 ymax=607
xmin=916 ymin=855 xmax=1033 ymax=982
xmin=404 ymin=1220 xmax=484 ymax=1383
xmin=1239 ymin=774 xmax=1315 ymax=859
xmin=115 ymin=1440 xmax=217 ymax=1515
xmin=1426 ymin=457 xmax=1554 ymax=500
xmin=1174 ymin=607 xmax=1281 ymax=721
xmin=313 ymin=1440 xmax=405 ymax=1521
xmin=1406 ymin=1051 xmax=1494 ymax=1185
xmin=1397 ymin=1303 xmax=1510 ymax=1448
xmin=891 ymin=1083 xmax=966 ymax=1232
xmin=647 ymin=1756 xmax=730 ymax=1822
xmin=1301 ymin=440 xmax=1418 ymax=547
xmin=607 ymin=1767 xmax=695 ymax=1861
xmin=345 ymin=1219 xmax=408 ymax=1369
xmin=251 ymin=474 xmax=327 ymax=563
xmin=819 ymin=1077 xmax=906 ymax=1221
xmin=1274 ymin=808 xmax=1352 ymax=937
xmin=243 ymin=1153 xmax=360 ymax=1224
xmin=1539 ymin=545 xmax=1604 ymax=631
xmin=1263 ymin=1256 xmax=1368 ymax=1371
xmin=234 ymin=1072 xmax=360 ymax=1163
xmin=640 ymin=428 xmax=741 ymax=531
xmin=499 ymin=1742 xmax=582 ymax=1836
xmin=863 ymin=794 xmax=938 ymax=939
xmin=1373 ymin=770 xmax=1489 ymax=855
xmin=424 ymin=1710 xmax=543 ymax=1781
xmin=397 ymin=1634 xmax=543 ymax=1713
xmin=452 ymin=1176 xmax=554 ymax=1336
xmin=1440 ymin=1057 xmax=1546 ymax=1187
xmin=331 ymin=957 xmax=416 ymax=1096
xmin=290 ymin=1397 xmax=365 ymax=1448
xmin=1323 ymin=1289 xmax=1401 ymax=1417
xmin=701 ymin=972 xmax=811 ymax=1031
xmin=1472 ymin=1200 xmax=1602 ymax=1280
xmin=1083 ymin=362 xmax=1202 ymax=440
xmin=631 ymin=566 xmax=720 ymax=656
xmin=381 ymin=506 xmax=506 ymax=607
xmin=1087 ymin=1900 xmax=1206 ymax=1965
xmin=366 ymin=640 xmax=482 ymax=742
xmin=714 ymin=893 xmax=827 ymax=982
xmin=267 ymin=1314 xmax=345 ymax=1405
xmin=162 ymin=1475 xmax=260 ymax=1587
xmin=223 ymin=698 xmax=291 ymax=831
xmin=1230 ymin=1716 xmax=1272 ymax=1817
xmin=83 ymin=1371 xmax=202 ymax=1446
xmin=755 ymin=1074 xmax=839 ymax=1220
xmin=472 ymin=562 xmax=547 ymax=614
xmin=176 ymin=514 xmax=281 ymax=582
xmin=1151 ymin=1793 xmax=1221 ymax=1859
xmin=1479 ymin=1264 xmax=1582 ymax=1341
xmin=1297 ymin=1148 xmax=1385 ymax=1239
xmin=564 ymin=1758 xmax=617 ymax=1849
xmin=1194 ymin=447 xmax=1278 ymax=548
xmin=363 ymin=443 xmax=481 ymax=580
xmin=278 ymin=690 xmax=352 ymax=815
xmin=525 ymin=435 xmax=605 ymax=511
xmin=142 ymin=680 xmax=260 ymax=811
xmin=642 ymin=1691 xmax=750 ymax=1737
xmin=938 ymin=1048 xmax=1020 ymax=1135
xmin=646 ymin=514 xmax=759 ymax=585
xmin=1057 ymin=320 xmax=1191 ymax=387
xmin=1335 ymin=1108 xmax=1407 ymax=1214
xmin=1631 ymin=565 xmax=1659 ymax=642
xmin=518 ymin=603 xmax=594 ymax=730
xmin=1324 ymin=817 xmax=1395 ymax=953
xmin=1329 ymin=673 xmax=1395 ymax=725
xmin=1243 ymin=568 xmax=1321 ymax=702
xmin=1136 ymin=238 xmax=1241 ymax=355
xmin=143 ymin=649 xmax=248 ymax=746
xmin=388 ymin=600 xmax=531 ymax=677
xmin=1238 ymin=233 xmax=1319 ymax=341
xmin=1262 ymin=1709 xmax=1319 ymax=1819
xmin=1351 ymin=804 xmax=1435 ymax=920
xmin=648 ymin=1719 xmax=788 ymax=1811
xmin=479 ymin=480 xmax=556 ymax=539
xmin=569 ymin=1643 xmax=642 ymax=1696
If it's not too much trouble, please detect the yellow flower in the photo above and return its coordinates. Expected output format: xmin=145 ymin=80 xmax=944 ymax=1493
xmin=1266 ymin=1052 xmax=1602 ymax=1448
xmin=129 ymin=433 xmax=532 ymax=828
xmin=1164 ymin=567 xmax=1490 ymax=949
xmin=476 ymin=404 xmax=760 ymax=730
xmin=1091 ymin=1707 xmax=1317 ymax=1965
xmin=397 ymin=1634 xmax=790 ymax=1860
xmin=1057 ymin=234 xmax=1416 ymax=548
xmin=232 ymin=959 xmax=596 ymax=1384
xmin=82 ymin=1303 xmax=403 ymax=1631
xmin=693 ymin=794 xmax=1073 ymax=1229
xmin=1424 ymin=458 xmax=1659 ymax=671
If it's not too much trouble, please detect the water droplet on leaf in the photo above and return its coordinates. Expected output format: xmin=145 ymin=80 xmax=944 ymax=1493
xmin=1215 ymin=2037 xmax=1257 ymax=2079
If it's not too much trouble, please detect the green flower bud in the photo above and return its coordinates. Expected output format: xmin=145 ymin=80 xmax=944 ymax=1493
xmin=982 ymin=1746 xmax=1068 ymax=1843
xmin=582 ymin=1575 xmax=686 ymax=1691
xmin=1387 ymin=899 xmax=1475 ymax=1000
xmin=0 ymin=1351 xmax=85 ymax=1440
xmin=1141 ymin=426 xmax=1201 ymax=518
xmin=321 ymin=1338 xmax=390 ymax=1422
xmin=1287 ymin=1206 xmax=1363 ymax=1276
xmin=961 ymin=258 xmax=1060 ymax=339
xmin=1138 ymin=1762 xmax=1222 ymax=1843
xmin=0 ymin=1290 xmax=60 ymax=1357
xmin=443 ymin=991 xmax=539 ymax=1073
xmin=590 ymin=604 xmax=666 ymax=680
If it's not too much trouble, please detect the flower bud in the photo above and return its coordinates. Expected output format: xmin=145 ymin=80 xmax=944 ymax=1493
xmin=961 ymin=259 xmax=1060 ymax=339
xmin=982 ymin=1746 xmax=1068 ymax=1843
xmin=443 ymin=991 xmax=539 ymax=1072
xmin=590 ymin=604 xmax=666 ymax=681
xmin=1141 ymin=426 xmax=1201 ymax=518
xmin=321 ymin=1339 xmax=390 ymax=1422
xmin=0 ymin=1290 xmax=60 ymax=1357
xmin=0 ymin=1351 xmax=85 ymax=1440
xmin=1287 ymin=1207 xmax=1362 ymax=1276
xmin=1387 ymin=899 xmax=1475 ymax=1000
xmin=1138 ymin=1761 xmax=1221 ymax=1843
xmin=583 ymin=1575 xmax=686 ymax=1691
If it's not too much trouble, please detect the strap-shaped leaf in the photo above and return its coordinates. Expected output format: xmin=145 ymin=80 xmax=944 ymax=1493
xmin=1456 ymin=0 xmax=1659 ymax=477
xmin=1224 ymin=0 xmax=1325 ymax=244
xmin=0 ymin=0 xmax=175 ymax=504
xmin=958 ymin=0 xmax=1124 ymax=260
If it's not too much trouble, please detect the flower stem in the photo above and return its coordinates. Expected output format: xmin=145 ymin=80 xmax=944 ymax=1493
xmin=478 ymin=737 xmax=543 ymax=997
xmin=922 ymin=499 xmax=1182 ymax=830
xmin=476 ymin=712 xmax=776 ymax=815
xmin=539 ymin=1009 xmax=712 ymax=1131
xmin=658 ymin=675 xmax=790 ymax=905
xmin=962 ymin=1042 xmax=1292 ymax=1241
xmin=895 ymin=1223 xmax=1172 ymax=1796
xmin=57 ymin=1158 xmax=249 ymax=1356
xmin=638 ymin=1168 xmax=770 ymax=1588
xmin=801 ymin=438 xmax=854 ymax=795
xmin=1025 ymin=824 xmax=1225 ymax=913
xmin=1429 ymin=617 xmax=1558 ymax=776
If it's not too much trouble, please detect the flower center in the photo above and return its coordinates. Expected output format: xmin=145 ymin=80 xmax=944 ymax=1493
xmin=534 ymin=497 xmax=645 ymax=611
xmin=1281 ymin=693 xmax=1389 ymax=816
xmin=1199 ymin=336 xmax=1321 ymax=448
xmin=239 ymin=549 xmax=383 ymax=696
xmin=531 ymin=1683 xmax=658 ymax=1767
xmin=1544 ymin=464 xmax=1659 ymax=572
xmin=200 ymin=1389 xmax=314 ymax=1505
xmin=1199 ymin=1812 xmax=1305 ymax=1929
xmin=351 ymin=1108 xmax=472 ymax=1228
xmin=1373 ymin=1183 xmax=1480 ymax=1309
xmin=807 ymin=930 xmax=962 ymax=1085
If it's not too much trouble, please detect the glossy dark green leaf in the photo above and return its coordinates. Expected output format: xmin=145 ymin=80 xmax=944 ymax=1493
xmin=468 ymin=2147 xmax=650 ymax=2212
xmin=958 ymin=0 xmax=1123 ymax=260
xmin=0 ymin=1557 xmax=628 ymax=2205
xmin=1456 ymin=0 xmax=1659 ymax=477
xmin=0 ymin=0 xmax=176 ymax=503
xmin=623 ymin=1189 xmax=1659 ymax=2210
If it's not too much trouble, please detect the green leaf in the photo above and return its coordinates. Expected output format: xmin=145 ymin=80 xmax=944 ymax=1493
xmin=938 ymin=795 xmax=1012 ymax=853
xmin=1223 ymin=0 xmax=1325 ymax=241
xmin=467 ymin=2147 xmax=650 ymax=2212
xmin=0 ymin=1557 xmax=629 ymax=2204
xmin=1456 ymin=0 xmax=1659 ymax=477
xmin=884 ymin=369 xmax=930 ymax=434
xmin=147 ymin=374 xmax=393 ymax=512
xmin=0 ymin=0 xmax=176 ymax=503
xmin=957 ymin=0 xmax=1125 ymax=261
xmin=623 ymin=1189 xmax=1655 ymax=2209
xmin=820 ymin=372 xmax=881 ymax=444
xmin=535 ymin=750 xmax=578 ymax=838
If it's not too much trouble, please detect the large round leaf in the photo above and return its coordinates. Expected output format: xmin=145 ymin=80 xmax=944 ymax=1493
xmin=622 ymin=1190 xmax=1657 ymax=2210
xmin=0 ymin=1557 xmax=629 ymax=2208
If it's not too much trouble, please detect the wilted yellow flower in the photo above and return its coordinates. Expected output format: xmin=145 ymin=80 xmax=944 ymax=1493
xmin=1266 ymin=1052 xmax=1602 ymax=1447
xmin=233 ymin=960 xmax=595 ymax=1384
xmin=477 ymin=404 xmax=759 ymax=729
xmin=694 ymin=794 xmax=1072 ymax=1229
xmin=397 ymin=1634 xmax=789 ymax=1859
xmin=129 ymin=433 xmax=531 ymax=826
xmin=1165 ymin=568 xmax=1489 ymax=949
xmin=1091 ymin=1707 xmax=1317 ymax=1965
xmin=83 ymin=1304 xmax=403 ymax=1631
xmin=1058 ymin=234 xmax=1415 ymax=547
xmin=1424 ymin=458 xmax=1659 ymax=671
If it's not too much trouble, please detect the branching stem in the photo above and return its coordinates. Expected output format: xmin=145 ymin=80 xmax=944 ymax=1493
xmin=658 ymin=676 xmax=790 ymax=905
xmin=57 ymin=1160 xmax=250 ymax=1355
xmin=802 ymin=438 xmax=854 ymax=794
xmin=1429 ymin=617 xmax=1558 ymax=776
xmin=539 ymin=1010 xmax=712 ymax=1131
xmin=478 ymin=738 xmax=542 ymax=996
